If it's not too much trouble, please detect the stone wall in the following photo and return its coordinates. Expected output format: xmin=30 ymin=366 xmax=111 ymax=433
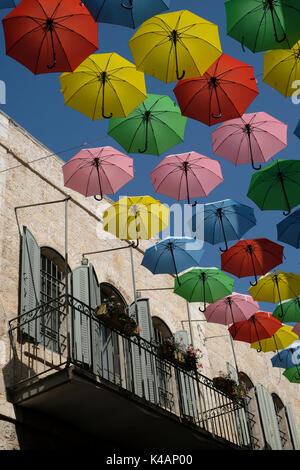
xmin=0 ymin=110 xmax=299 ymax=449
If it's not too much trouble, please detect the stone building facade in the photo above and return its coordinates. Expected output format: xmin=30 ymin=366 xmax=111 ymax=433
xmin=0 ymin=110 xmax=299 ymax=450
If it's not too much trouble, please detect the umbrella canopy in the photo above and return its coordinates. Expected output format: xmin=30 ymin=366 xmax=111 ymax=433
xmin=173 ymin=53 xmax=259 ymax=127
xmin=141 ymin=237 xmax=204 ymax=282
xmin=103 ymin=195 xmax=169 ymax=247
xmin=59 ymin=52 xmax=147 ymax=120
xmin=283 ymin=366 xmax=300 ymax=383
xmin=128 ymin=9 xmax=222 ymax=83
xmin=263 ymin=41 xmax=300 ymax=97
xmin=273 ymin=296 xmax=300 ymax=323
xmin=271 ymin=340 xmax=300 ymax=369
xmin=249 ymin=271 xmax=300 ymax=319
xmin=108 ymin=94 xmax=187 ymax=155
xmin=0 ymin=0 xmax=21 ymax=8
xmin=294 ymin=119 xmax=300 ymax=140
xmin=225 ymin=0 xmax=300 ymax=53
xmin=174 ymin=267 xmax=234 ymax=312
xmin=228 ymin=311 xmax=282 ymax=352
xmin=190 ymin=199 xmax=256 ymax=252
xmin=2 ymin=0 xmax=98 ymax=74
xmin=150 ymin=152 xmax=223 ymax=206
xmin=247 ymin=159 xmax=300 ymax=216
xmin=221 ymin=238 xmax=284 ymax=285
xmin=277 ymin=209 xmax=300 ymax=248
xmin=81 ymin=0 xmax=170 ymax=28
xmin=211 ymin=112 xmax=288 ymax=171
xmin=203 ymin=292 xmax=259 ymax=326
xmin=292 ymin=323 xmax=300 ymax=336
xmin=62 ymin=146 xmax=134 ymax=201
xmin=251 ymin=325 xmax=298 ymax=353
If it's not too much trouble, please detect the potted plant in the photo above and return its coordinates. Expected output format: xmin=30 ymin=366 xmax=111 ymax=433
xmin=157 ymin=336 xmax=202 ymax=371
xmin=213 ymin=372 xmax=249 ymax=399
xmin=94 ymin=300 xmax=141 ymax=337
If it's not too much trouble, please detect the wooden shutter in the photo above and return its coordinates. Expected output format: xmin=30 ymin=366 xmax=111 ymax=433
xmin=174 ymin=330 xmax=198 ymax=421
xmin=20 ymin=226 xmax=41 ymax=342
xmin=71 ymin=265 xmax=92 ymax=365
xmin=255 ymin=384 xmax=282 ymax=450
xmin=129 ymin=298 xmax=158 ymax=404
xmin=285 ymin=403 xmax=300 ymax=450
xmin=226 ymin=362 xmax=251 ymax=447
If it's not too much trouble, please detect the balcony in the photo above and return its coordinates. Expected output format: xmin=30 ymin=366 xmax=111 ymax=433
xmin=7 ymin=295 xmax=251 ymax=450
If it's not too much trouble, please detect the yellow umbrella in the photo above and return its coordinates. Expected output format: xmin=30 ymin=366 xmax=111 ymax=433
xmin=59 ymin=53 xmax=147 ymax=120
xmin=263 ymin=41 xmax=300 ymax=97
xmin=251 ymin=325 xmax=298 ymax=353
xmin=103 ymin=196 xmax=169 ymax=247
xmin=128 ymin=9 xmax=222 ymax=83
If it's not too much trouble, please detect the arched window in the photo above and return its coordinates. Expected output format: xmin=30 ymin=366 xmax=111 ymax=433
xmin=99 ymin=282 xmax=127 ymax=315
xmin=152 ymin=316 xmax=173 ymax=345
xmin=238 ymin=372 xmax=262 ymax=450
xmin=271 ymin=393 xmax=290 ymax=449
xmin=39 ymin=247 xmax=70 ymax=353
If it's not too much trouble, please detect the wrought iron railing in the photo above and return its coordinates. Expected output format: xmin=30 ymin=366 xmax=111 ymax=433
xmin=8 ymin=294 xmax=251 ymax=449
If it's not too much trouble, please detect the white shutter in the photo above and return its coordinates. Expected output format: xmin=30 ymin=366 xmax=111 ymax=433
xmin=285 ymin=403 xmax=300 ymax=450
xmin=255 ymin=384 xmax=282 ymax=450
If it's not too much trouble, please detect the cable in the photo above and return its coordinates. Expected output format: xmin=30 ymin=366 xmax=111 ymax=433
xmin=0 ymin=132 xmax=110 ymax=174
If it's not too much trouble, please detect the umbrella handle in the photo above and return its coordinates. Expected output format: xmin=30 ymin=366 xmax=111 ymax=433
xmin=269 ymin=4 xmax=287 ymax=43
xmin=283 ymin=208 xmax=291 ymax=216
xmin=94 ymin=195 xmax=103 ymax=201
xmin=249 ymin=279 xmax=258 ymax=287
xmin=176 ymin=69 xmax=185 ymax=80
xmin=47 ymin=27 xmax=56 ymax=70
xmin=120 ymin=0 xmax=133 ymax=8
xmin=190 ymin=201 xmax=197 ymax=207
xmin=131 ymin=239 xmax=139 ymax=248
xmin=219 ymin=246 xmax=228 ymax=253
xmin=138 ymin=115 xmax=150 ymax=153
xmin=198 ymin=275 xmax=206 ymax=312
xmin=199 ymin=306 xmax=206 ymax=313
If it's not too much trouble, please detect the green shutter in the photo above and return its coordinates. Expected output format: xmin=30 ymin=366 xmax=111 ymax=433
xmin=226 ymin=362 xmax=251 ymax=447
xmin=129 ymin=298 xmax=158 ymax=404
xmin=20 ymin=226 xmax=41 ymax=342
xmin=174 ymin=330 xmax=198 ymax=421
xmin=255 ymin=384 xmax=282 ymax=450
xmin=285 ymin=403 xmax=300 ymax=450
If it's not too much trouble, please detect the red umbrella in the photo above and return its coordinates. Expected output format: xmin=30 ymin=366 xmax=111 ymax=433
xmin=228 ymin=311 xmax=282 ymax=352
xmin=173 ymin=53 xmax=259 ymax=127
xmin=221 ymin=238 xmax=284 ymax=286
xmin=2 ymin=0 xmax=98 ymax=74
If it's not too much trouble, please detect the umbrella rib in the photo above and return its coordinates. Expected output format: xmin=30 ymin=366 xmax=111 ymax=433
xmin=226 ymin=4 xmax=263 ymax=35
xmin=5 ymin=24 xmax=43 ymax=54
xmin=85 ymin=165 xmax=95 ymax=197
xmin=150 ymin=115 xmax=185 ymax=141
xmin=148 ymin=118 xmax=159 ymax=154
xmin=62 ymin=77 xmax=101 ymax=105
xmin=213 ymin=128 xmax=244 ymax=153
xmin=63 ymin=161 xmax=93 ymax=185
xmin=54 ymin=23 xmax=98 ymax=49
xmin=52 ymin=27 xmax=73 ymax=71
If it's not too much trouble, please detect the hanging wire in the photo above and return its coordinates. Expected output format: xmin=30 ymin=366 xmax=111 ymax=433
xmin=0 ymin=131 xmax=110 ymax=174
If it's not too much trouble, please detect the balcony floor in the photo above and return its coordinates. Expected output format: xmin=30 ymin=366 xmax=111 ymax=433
xmin=8 ymin=365 xmax=243 ymax=451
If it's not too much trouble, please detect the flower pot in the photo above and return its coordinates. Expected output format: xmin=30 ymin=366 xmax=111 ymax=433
xmin=213 ymin=377 xmax=235 ymax=395
xmin=94 ymin=304 xmax=139 ymax=337
xmin=157 ymin=344 xmax=197 ymax=371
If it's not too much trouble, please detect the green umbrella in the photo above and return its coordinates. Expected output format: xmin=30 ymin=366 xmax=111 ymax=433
xmin=283 ymin=366 xmax=300 ymax=384
xmin=247 ymin=159 xmax=300 ymax=216
xmin=273 ymin=296 xmax=300 ymax=322
xmin=174 ymin=267 xmax=234 ymax=312
xmin=108 ymin=94 xmax=187 ymax=155
xmin=225 ymin=0 xmax=300 ymax=53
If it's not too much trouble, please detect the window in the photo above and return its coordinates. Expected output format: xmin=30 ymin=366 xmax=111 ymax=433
xmin=100 ymin=282 xmax=127 ymax=315
xmin=238 ymin=372 xmax=261 ymax=449
xmin=40 ymin=247 xmax=69 ymax=352
xmin=272 ymin=393 xmax=290 ymax=449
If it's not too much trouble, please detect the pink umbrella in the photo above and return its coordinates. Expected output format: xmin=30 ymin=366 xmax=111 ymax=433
xmin=204 ymin=293 xmax=260 ymax=333
xmin=62 ymin=146 xmax=134 ymax=201
xmin=211 ymin=112 xmax=287 ymax=170
xmin=292 ymin=323 xmax=300 ymax=337
xmin=149 ymin=151 xmax=223 ymax=206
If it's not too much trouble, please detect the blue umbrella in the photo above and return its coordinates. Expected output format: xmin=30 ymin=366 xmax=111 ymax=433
xmin=141 ymin=236 xmax=204 ymax=284
xmin=189 ymin=199 xmax=256 ymax=252
xmin=271 ymin=340 xmax=300 ymax=369
xmin=294 ymin=119 xmax=300 ymax=140
xmin=0 ymin=0 xmax=20 ymax=8
xmin=81 ymin=0 xmax=171 ymax=28
xmin=277 ymin=209 xmax=300 ymax=248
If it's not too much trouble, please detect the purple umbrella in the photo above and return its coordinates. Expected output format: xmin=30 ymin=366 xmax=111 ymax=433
xmin=211 ymin=112 xmax=287 ymax=170
xmin=292 ymin=323 xmax=300 ymax=337
xmin=203 ymin=292 xmax=259 ymax=335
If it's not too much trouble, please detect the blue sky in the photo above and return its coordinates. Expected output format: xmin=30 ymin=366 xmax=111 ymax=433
xmin=0 ymin=0 xmax=300 ymax=315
